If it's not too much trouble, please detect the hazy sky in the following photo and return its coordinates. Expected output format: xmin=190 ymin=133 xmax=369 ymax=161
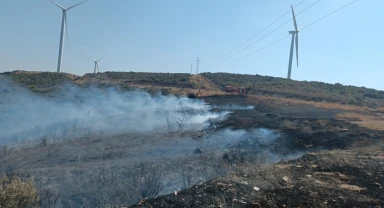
xmin=1 ymin=0 xmax=383 ymax=90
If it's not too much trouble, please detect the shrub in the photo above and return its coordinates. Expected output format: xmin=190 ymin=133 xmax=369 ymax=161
xmin=280 ymin=120 xmax=297 ymax=130
xmin=187 ymin=93 xmax=197 ymax=99
xmin=0 ymin=175 xmax=40 ymax=208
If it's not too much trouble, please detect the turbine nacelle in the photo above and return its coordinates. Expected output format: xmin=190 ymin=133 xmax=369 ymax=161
xmin=82 ymin=54 xmax=108 ymax=74
xmin=49 ymin=0 xmax=88 ymax=11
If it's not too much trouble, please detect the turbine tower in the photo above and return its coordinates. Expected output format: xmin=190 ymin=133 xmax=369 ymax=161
xmin=287 ymin=5 xmax=300 ymax=80
xmin=48 ymin=0 xmax=88 ymax=73
xmin=196 ymin=57 xmax=200 ymax=74
xmin=190 ymin=64 xmax=193 ymax=74
xmin=82 ymin=54 xmax=108 ymax=73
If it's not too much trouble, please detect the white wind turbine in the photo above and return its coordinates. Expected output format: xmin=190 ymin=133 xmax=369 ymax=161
xmin=82 ymin=54 xmax=108 ymax=73
xmin=48 ymin=0 xmax=89 ymax=73
xmin=287 ymin=5 xmax=302 ymax=80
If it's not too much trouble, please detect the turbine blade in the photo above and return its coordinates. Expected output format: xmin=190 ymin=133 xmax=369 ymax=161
xmin=67 ymin=0 xmax=88 ymax=10
xmin=97 ymin=63 xmax=100 ymax=72
xmin=295 ymin=34 xmax=299 ymax=67
xmin=48 ymin=0 xmax=65 ymax=10
xmin=97 ymin=53 xmax=108 ymax=62
xmin=64 ymin=13 xmax=70 ymax=49
xmin=291 ymin=5 xmax=298 ymax=31
xmin=81 ymin=55 xmax=95 ymax=62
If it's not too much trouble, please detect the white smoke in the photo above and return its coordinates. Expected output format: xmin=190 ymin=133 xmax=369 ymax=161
xmin=0 ymin=76 xmax=227 ymax=144
xmin=212 ymin=104 xmax=254 ymax=110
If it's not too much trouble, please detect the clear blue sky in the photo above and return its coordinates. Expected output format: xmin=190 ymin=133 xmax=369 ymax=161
xmin=0 ymin=0 xmax=383 ymax=90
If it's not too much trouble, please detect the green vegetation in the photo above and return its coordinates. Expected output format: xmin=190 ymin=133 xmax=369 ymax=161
xmin=2 ymin=71 xmax=74 ymax=95
xmin=101 ymin=71 xmax=193 ymax=88
xmin=202 ymin=72 xmax=384 ymax=108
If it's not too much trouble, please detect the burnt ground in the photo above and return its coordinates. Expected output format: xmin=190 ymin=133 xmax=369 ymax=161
xmin=131 ymin=95 xmax=384 ymax=208
xmin=1 ymin=90 xmax=383 ymax=207
xmin=132 ymin=151 xmax=384 ymax=208
xmin=1 ymin=72 xmax=384 ymax=207
xmin=205 ymin=95 xmax=383 ymax=150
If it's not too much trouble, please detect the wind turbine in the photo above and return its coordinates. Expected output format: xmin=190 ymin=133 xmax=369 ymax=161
xmin=287 ymin=5 xmax=301 ymax=80
xmin=82 ymin=54 xmax=108 ymax=73
xmin=48 ymin=0 xmax=88 ymax=73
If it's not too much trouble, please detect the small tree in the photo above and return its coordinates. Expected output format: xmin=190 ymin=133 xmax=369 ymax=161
xmin=165 ymin=111 xmax=174 ymax=132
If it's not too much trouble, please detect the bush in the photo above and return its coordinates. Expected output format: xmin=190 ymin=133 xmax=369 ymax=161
xmin=0 ymin=175 xmax=40 ymax=208
xmin=0 ymin=145 xmax=11 ymax=158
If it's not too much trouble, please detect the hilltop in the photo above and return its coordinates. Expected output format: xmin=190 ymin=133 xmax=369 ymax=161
xmin=2 ymin=70 xmax=384 ymax=108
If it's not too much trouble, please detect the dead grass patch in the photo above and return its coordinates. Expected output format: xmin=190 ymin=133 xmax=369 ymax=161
xmin=247 ymin=95 xmax=371 ymax=111
xmin=314 ymin=172 xmax=350 ymax=180
xmin=336 ymin=112 xmax=384 ymax=130
xmin=339 ymin=184 xmax=367 ymax=191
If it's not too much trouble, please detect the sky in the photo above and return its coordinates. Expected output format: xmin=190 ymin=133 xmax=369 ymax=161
xmin=0 ymin=0 xmax=383 ymax=90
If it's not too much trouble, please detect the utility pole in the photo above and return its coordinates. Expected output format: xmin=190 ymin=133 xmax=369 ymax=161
xmin=190 ymin=64 xmax=193 ymax=74
xmin=196 ymin=57 xmax=200 ymax=74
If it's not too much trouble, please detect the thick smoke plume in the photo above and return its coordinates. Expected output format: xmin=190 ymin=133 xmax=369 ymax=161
xmin=0 ymin=76 xmax=227 ymax=144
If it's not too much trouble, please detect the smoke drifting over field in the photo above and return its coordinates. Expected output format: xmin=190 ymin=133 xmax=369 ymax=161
xmin=0 ymin=77 xmax=228 ymax=144
xmin=212 ymin=104 xmax=254 ymax=110
xmin=0 ymin=76 xmax=307 ymax=207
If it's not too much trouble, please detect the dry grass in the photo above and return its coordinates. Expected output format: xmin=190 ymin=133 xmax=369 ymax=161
xmin=0 ymin=175 xmax=40 ymax=208
xmin=247 ymin=95 xmax=371 ymax=112
xmin=336 ymin=112 xmax=384 ymax=130
xmin=189 ymin=75 xmax=226 ymax=97
xmin=189 ymin=75 xmax=221 ymax=91
xmin=376 ymin=107 xmax=384 ymax=112
xmin=75 ymin=75 xmax=226 ymax=97
xmin=247 ymin=94 xmax=384 ymax=130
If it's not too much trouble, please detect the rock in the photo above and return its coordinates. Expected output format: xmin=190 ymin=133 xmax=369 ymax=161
xmin=283 ymin=176 xmax=290 ymax=182
xmin=240 ymin=181 xmax=248 ymax=185
xmin=253 ymin=186 xmax=260 ymax=191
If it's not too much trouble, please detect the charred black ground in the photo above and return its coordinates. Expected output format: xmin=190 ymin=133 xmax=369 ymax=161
xmin=132 ymin=95 xmax=384 ymax=208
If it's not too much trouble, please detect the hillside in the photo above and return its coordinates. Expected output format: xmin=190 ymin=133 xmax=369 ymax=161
xmin=202 ymin=72 xmax=384 ymax=108
xmin=3 ymin=71 xmax=384 ymax=108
